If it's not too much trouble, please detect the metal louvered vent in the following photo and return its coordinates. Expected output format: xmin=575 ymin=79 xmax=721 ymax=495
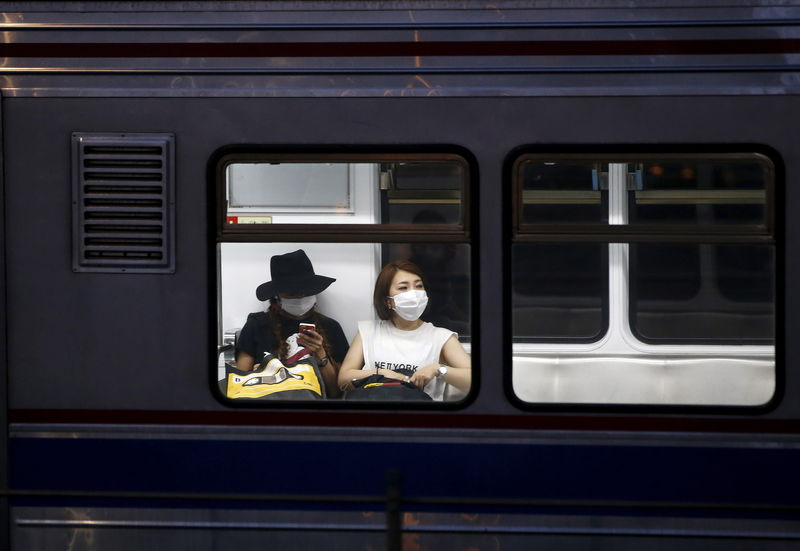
xmin=72 ymin=133 xmax=175 ymax=273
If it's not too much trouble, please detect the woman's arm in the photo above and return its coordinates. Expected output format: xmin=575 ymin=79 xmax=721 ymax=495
xmin=409 ymin=335 xmax=471 ymax=392
xmin=320 ymin=360 xmax=342 ymax=399
xmin=234 ymin=314 xmax=260 ymax=372
xmin=337 ymin=332 xmax=367 ymax=391
xmin=439 ymin=335 xmax=472 ymax=392
xmin=337 ymin=333 xmax=408 ymax=391
xmin=298 ymin=328 xmax=341 ymax=398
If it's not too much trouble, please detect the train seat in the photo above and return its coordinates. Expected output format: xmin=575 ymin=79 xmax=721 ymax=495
xmin=512 ymin=355 xmax=774 ymax=406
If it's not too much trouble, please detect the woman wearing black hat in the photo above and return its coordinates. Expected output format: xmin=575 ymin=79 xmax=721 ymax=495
xmin=235 ymin=249 xmax=349 ymax=398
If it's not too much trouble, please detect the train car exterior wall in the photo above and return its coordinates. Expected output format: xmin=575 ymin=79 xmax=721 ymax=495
xmin=1 ymin=1 xmax=799 ymax=549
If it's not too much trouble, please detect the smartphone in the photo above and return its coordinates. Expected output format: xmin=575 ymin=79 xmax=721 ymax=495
xmin=298 ymin=322 xmax=316 ymax=334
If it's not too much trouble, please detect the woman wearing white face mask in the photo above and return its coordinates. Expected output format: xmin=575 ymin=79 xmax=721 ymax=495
xmin=337 ymin=260 xmax=471 ymax=400
xmin=235 ymin=249 xmax=348 ymax=398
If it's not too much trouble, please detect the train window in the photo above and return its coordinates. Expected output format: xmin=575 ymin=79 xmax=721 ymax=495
xmin=510 ymin=152 xmax=776 ymax=407
xmin=214 ymin=152 xmax=473 ymax=406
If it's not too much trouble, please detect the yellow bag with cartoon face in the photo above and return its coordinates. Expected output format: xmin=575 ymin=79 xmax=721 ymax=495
xmin=225 ymin=355 xmax=323 ymax=400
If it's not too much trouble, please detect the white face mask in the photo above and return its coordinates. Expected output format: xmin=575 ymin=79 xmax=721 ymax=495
xmin=280 ymin=295 xmax=316 ymax=317
xmin=389 ymin=289 xmax=428 ymax=321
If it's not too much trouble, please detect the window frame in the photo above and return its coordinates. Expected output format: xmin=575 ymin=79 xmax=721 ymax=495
xmin=210 ymin=147 xmax=478 ymax=410
xmin=506 ymin=146 xmax=781 ymax=413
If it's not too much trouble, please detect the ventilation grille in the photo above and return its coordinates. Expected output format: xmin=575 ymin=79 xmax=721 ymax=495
xmin=72 ymin=133 xmax=175 ymax=273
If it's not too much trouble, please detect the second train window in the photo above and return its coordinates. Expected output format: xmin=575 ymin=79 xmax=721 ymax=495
xmin=510 ymin=152 xmax=776 ymax=408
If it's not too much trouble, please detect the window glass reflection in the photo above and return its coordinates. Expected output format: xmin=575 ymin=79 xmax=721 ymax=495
xmin=631 ymin=160 xmax=769 ymax=226
xmin=630 ymin=243 xmax=774 ymax=343
xmin=382 ymin=163 xmax=463 ymax=225
xmin=512 ymin=243 xmax=607 ymax=341
xmin=519 ymin=161 xmax=607 ymax=224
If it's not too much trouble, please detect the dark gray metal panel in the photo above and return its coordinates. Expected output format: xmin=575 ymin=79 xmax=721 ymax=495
xmin=9 ymin=505 xmax=800 ymax=550
xmin=0 ymin=87 xmax=9 ymax=551
xmin=0 ymin=1 xmax=798 ymax=98
xmin=0 ymin=95 xmax=796 ymax=419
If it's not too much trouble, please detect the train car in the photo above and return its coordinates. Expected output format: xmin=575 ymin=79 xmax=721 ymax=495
xmin=0 ymin=1 xmax=799 ymax=549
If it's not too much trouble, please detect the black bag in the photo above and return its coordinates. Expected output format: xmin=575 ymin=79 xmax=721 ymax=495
xmin=343 ymin=373 xmax=432 ymax=401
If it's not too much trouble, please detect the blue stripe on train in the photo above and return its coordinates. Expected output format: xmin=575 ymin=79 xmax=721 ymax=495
xmin=9 ymin=437 xmax=800 ymax=509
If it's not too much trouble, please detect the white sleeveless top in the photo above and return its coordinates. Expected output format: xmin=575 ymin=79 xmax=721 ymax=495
xmin=358 ymin=320 xmax=455 ymax=401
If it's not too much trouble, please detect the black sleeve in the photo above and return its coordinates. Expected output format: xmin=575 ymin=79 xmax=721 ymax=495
xmin=236 ymin=313 xmax=261 ymax=360
xmin=324 ymin=318 xmax=350 ymax=365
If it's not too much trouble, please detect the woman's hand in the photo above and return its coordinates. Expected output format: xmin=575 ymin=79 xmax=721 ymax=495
xmin=409 ymin=363 xmax=440 ymax=388
xmin=379 ymin=369 xmax=408 ymax=382
xmin=297 ymin=329 xmax=326 ymax=361
xmin=235 ymin=351 xmax=256 ymax=372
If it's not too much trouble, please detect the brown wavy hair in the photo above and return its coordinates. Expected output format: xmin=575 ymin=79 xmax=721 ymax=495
xmin=372 ymin=260 xmax=426 ymax=321
xmin=266 ymin=298 xmax=332 ymax=363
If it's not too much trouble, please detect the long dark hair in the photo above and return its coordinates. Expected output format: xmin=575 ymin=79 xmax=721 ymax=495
xmin=266 ymin=297 xmax=332 ymax=363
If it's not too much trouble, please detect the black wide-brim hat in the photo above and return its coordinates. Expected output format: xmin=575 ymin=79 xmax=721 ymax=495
xmin=256 ymin=249 xmax=336 ymax=301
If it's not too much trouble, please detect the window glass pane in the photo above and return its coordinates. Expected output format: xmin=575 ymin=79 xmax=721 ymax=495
xmin=512 ymin=243 xmax=607 ymax=341
xmin=217 ymin=242 xmax=472 ymax=403
xmin=511 ymin=152 xmax=775 ymax=407
xmin=717 ymin=244 xmax=774 ymax=302
xmin=383 ymin=163 xmax=463 ymax=225
xmin=224 ymin=159 xmax=465 ymax=226
xmin=630 ymin=244 xmax=701 ymax=302
xmin=631 ymin=159 xmax=769 ymax=226
xmin=630 ymin=243 xmax=774 ymax=343
xmin=518 ymin=160 xmax=607 ymax=224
